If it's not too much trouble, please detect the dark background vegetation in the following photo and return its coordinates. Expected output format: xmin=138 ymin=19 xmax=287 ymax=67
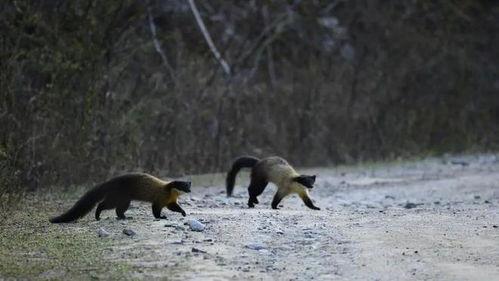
xmin=1 ymin=0 xmax=498 ymax=195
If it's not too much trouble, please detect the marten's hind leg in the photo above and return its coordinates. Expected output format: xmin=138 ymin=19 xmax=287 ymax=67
xmin=116 ymin=200 xmax=131 ymax=220
xmin=271 ymin=190 xmax=288 ymax=209
xmin=95 ymin=198 xmax=114 ymax=220
xmin=247 ymin=175 xmax=268 ymax=208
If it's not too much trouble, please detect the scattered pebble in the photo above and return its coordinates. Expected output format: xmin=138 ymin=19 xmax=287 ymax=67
xmin=123 ymin=229 xmax=136 ymax=237
xmin=304 ymin=233 xmax=315 ymax=239
xmin=450 ymin=160 xmax=469 ymax=166
xmin=474 ymin=195 xmax=481 ymax=200
xmin=258 ymin=249 xmax=271 ymax=255
xmin=403 ymin=202 xmax=422 ymax=209
xmin=188 ymin=219 xmax=205 ymax=232
xmin=97 ymin=227 xmax=110 ymax=238
xmin=245 ymin=243 xmax=267 ymax=251
xmin=192 ymin=247 xmax=207 ymax=253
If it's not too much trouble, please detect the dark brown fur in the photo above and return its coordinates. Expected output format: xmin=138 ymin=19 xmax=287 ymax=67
xmin=49 ymin=173 xmax=190 ymax=223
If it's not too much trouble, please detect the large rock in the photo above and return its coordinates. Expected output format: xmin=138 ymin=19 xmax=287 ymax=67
xmin=97 ymin=227 xmax=110 ymax=238
xmin=188 ymin=219 xmax=205 ymax=232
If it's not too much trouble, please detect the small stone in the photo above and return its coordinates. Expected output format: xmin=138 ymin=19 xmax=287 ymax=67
xmin=403 ymin=202 xmax=421 ymax=209
xmin=450 ymin=160 xmax=469 ymax=166
xmin=189 ymin=219 xmax=205 ymax=232
xmin=258 ymin=249 xmax=271 ymax=255
xmin=191 ymin=247 xmax=207 ymax=253
xmin=245 ymin=243 xmax=267 ymax=251
xmin=492 ymin=225 xmax=498 ymax=228
xmin=97 ymin=227 xmax=110 ymax=238
xmin=123 ymin=228 xmax=136 ymax=237
xmin=474 ymin=195 xmax=481 ymax=200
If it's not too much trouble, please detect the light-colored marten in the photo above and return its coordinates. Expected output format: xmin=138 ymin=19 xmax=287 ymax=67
xmin=226 ymin=156 xmax=320 ymax=210
xmin=50 ymin=173 xmax=190 ymax=223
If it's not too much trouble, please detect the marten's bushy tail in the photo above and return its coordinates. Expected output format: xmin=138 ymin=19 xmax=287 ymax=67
xmin=50 ymin=184 xmax=107 ymax=223
xmin=226 ymin=156 xmax=259 ymax=197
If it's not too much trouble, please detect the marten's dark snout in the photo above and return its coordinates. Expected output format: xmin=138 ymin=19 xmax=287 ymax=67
xmin=294 ymin=175 xmax=316 ymax=189
xmin=181 ymin=181 xmax=191 ymax=193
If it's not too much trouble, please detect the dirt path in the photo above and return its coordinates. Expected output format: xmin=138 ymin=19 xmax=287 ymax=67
xmin=75 ymin=154 xmax=497 ymax=281
xmin=2 ymin=154 xmax=498 ymax=280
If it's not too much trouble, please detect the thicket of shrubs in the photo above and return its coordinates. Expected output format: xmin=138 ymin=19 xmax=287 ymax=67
xmin=1 ymin=0 xmax=498 ymax=194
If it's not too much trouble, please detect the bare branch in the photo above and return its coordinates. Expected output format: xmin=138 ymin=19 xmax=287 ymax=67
xmin=188 ymin=0 xmax=231 ymax=76
xmin=147 ymin=6 xmax=175 ymax=81
xmin=235 ymin=11 xmax=291 ymax=66
xmin=262 ymin=6 xmax=276 ymax=87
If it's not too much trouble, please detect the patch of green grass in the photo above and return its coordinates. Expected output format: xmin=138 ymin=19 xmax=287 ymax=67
xmin=0 ymin=196 xmax=132 ymax=280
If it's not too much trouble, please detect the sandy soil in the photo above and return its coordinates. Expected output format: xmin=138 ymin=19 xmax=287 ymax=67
xmin=55 ymin=155 xmax=499 ymax=280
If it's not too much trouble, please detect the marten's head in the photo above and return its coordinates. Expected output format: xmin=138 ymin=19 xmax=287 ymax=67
xmin=293 ymin=175 xmax=316 ymax=189
xmin=167 ymin=181 xmax=191 ymax=194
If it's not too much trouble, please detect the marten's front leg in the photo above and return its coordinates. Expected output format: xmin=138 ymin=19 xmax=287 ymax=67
xmin=299 ymin=192 xmax=321 ymax=210
xmin=167 ymin=202 xmax=187 ymax=217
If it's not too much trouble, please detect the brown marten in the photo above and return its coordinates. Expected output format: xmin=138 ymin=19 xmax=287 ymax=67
xmin=50 ymin=173 xmax=191 ymax=223
xmin=226 ymin=156 xmax=320 ymax=210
